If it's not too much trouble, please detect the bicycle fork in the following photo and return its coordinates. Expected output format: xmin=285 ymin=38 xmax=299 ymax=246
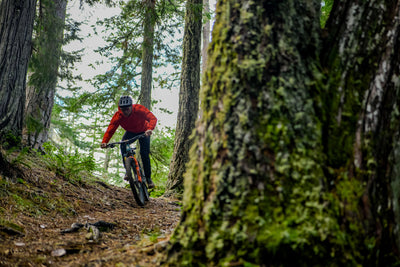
xmin=127 ymin=156 xmax=142 ymax=182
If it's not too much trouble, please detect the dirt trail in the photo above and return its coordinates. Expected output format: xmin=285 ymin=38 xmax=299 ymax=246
xmin=0 ymin=162 xmax=181 ymax=267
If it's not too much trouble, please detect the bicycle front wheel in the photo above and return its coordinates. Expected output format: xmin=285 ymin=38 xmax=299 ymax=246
xmin=125 ymin=157 xmax=146 ymax=206
xmin=139 ymin=167 xmax=149 ymax=202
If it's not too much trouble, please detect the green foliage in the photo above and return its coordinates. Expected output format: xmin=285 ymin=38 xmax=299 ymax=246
xmin=89 ymin=0 xmax=184 ymax=107
xmin=48 ymin=11 xmax=85 ymax=150
xmin=0 ymin=132 xmax=22 ymax=149
xmin=149 ymin=187 xmax=166 ymax=198
xmin=42 ymin=142 xmax=96 ymax=184
xmin=149 ymin=128 xmax=175 ymax=196
xmin=51 ymin=92 xmax=96 ymax=150
xmin=28 ymin=0 xmax=64 ymax=91
xmin=3 ymin=146 xmax=30 ymax=168
xmin=202 ymin=4 xmax=214 ymax=22
xmin=59 ymin=13 xmax=84 ymax=84
xmin=142 ymin=226 xmax=163 ymax=243
xmin=321 ymin=0 xmax=333 ymax=28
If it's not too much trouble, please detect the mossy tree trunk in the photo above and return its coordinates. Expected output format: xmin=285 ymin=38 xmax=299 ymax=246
xmin=0 ymin=0 xmax=37 ymax=144
xmin=140 ymin=0 xmax=156 ymax=109
xmin=166 ymin=0 xmax=400 ymax=265
xmin=23 ymin=0 xmax=67 ymax=150
xmin=164 ymin=0 xmax=202 ymax=197
xmin=321 ymin=1 xmax=400 ymax=263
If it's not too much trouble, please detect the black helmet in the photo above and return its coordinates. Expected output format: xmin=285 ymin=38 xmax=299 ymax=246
xmin=118 ymin=95 xmax=133 ymax=107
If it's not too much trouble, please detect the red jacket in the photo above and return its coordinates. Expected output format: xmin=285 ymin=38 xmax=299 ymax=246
xmin=102 ymin=104 xmax=157 ymax=143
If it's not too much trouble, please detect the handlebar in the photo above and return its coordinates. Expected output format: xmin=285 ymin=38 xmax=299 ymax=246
xmin=106 ymin=133 xmax=146 ymax=148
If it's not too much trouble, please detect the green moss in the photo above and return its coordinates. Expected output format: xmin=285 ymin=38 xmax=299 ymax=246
xmin=11 ymin=193 xmax=37 ymax=213
xmin=4 ymin=183 xmax=75 ymax=217
xmin=0 ymin=218 xmax=24 ymax=233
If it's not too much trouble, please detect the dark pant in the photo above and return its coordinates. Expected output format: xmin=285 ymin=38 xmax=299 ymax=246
xmin=120 ymin=131 xmax=151 ymax=180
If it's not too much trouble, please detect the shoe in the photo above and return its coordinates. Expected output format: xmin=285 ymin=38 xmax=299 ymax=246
xmin=147 ymin=178 xmax=155 ymax=189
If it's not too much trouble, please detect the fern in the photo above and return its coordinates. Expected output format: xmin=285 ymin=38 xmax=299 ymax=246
xmin=42 ymin=142 xmax=96 ymax=183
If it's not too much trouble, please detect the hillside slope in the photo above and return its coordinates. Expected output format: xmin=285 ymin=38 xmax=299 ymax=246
xmin=0 ymin=149 xmax=180 ymax=266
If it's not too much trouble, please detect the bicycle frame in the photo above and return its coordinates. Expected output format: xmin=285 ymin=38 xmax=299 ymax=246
xmin=106 ymin=133 xmax=146 ymax=183
xmin=124 ymin=144 xmax=142 ymax=183
xmin=107 ymin=133 xmax=146 ymax=176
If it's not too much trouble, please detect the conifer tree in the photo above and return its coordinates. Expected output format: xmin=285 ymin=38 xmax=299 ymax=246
xmin=165 ymin=0 xmax=202 ymax=196
xmin=140 ymin=0 xmax=156 ymax=109
xmin=0 ymin=0 xmax=37 ymax=145
xmin=24 ymin=0 xmax=68 ymax=150
xmin=91 ymin=0 xmax=183 ymax=107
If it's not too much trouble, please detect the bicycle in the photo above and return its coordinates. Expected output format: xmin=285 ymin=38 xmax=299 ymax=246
xmin=106 ymin=133 xmax=150 ymax=206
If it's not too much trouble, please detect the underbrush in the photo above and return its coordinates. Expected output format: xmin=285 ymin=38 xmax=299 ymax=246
xmin=42 ymin=142 xmax=96 ymax=185
xmin=0 ymin=144 xmax=97 ymax=222
xmin=0 ymin=132 xmax=174 ymax=224
xmin=149 ymin=129 xmax=175 ymax=197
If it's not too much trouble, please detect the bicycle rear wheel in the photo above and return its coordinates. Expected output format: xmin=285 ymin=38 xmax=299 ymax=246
xmin=125 ymin=157 xmax=146 ymax=206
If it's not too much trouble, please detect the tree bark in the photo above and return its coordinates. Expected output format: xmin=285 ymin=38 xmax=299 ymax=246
xmin=0 ymin=0 xmax=37 ymax=144
xmin=140 ymin=0 xmax=156 ymax=109
xmin=166 ymin=0 xmax=322 ymax=264
xmin=201 ymin=0 xmax=210 ymax=75
xmin=166 ymin=0 xmax=400 ymax=265
xmin=321 ymin=1 xmax=400 ymax=263
xmin=23 ymin=0 xmax=67 ymax=150
xmin=164 ymin=0 xmax=202 ymax=197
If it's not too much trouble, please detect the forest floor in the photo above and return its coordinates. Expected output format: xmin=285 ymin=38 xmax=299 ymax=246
xmin=0 ymin=151 xmax=181 ymax=266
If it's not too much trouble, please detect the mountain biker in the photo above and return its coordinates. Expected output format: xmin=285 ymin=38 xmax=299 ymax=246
xmin=100 ymin=96 xmax=157 ymax=188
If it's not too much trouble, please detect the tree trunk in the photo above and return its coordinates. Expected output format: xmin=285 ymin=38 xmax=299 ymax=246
xmin=321 ymin=1 xmax=400 ymax=264
xmin=23 ymin=0 xmax=67 ymax=150
xmin=164 ymin=0 xmax=202 ymax=197
xmin=0 ymin=0 xmax=37 ymax=144
xmin=140 ymin=0 xmax=156 ymax=109
xmin=103 ymin=149 xmax=111 ymax=177
xmin=166 ymin=0 xmax=400 ymax=265
xmin=201 ymin=0 xmax=210 ymax=75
